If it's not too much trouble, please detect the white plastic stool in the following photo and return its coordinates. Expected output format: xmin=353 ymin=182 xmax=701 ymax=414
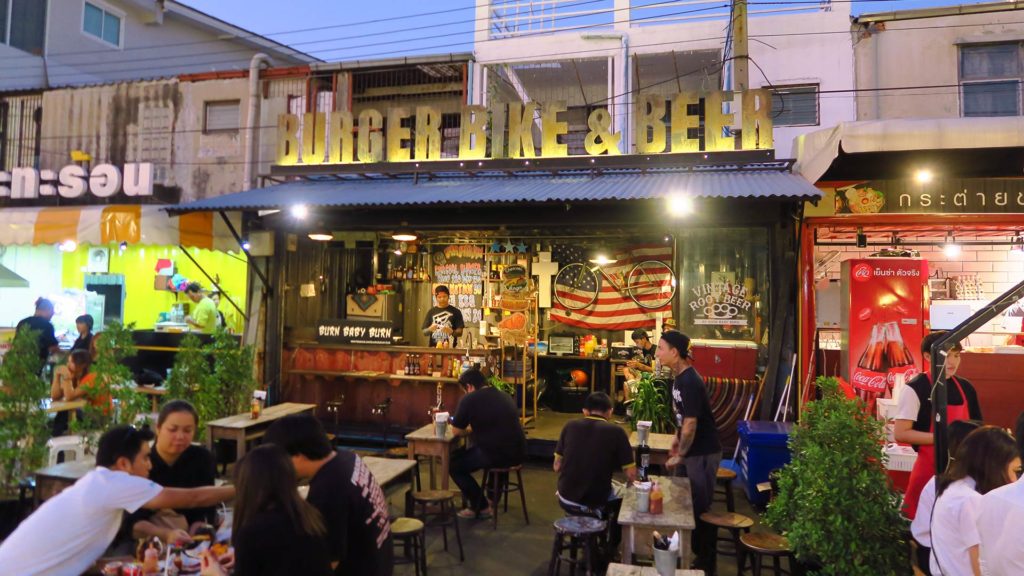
xmin=47 ymin=435 xmax=85 ymax=466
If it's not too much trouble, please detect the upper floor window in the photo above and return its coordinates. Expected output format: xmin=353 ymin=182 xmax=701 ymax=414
xmin=960 ymin=43 xmax=1022 ymax=117
xmin=204 ymin=100 xmax=241 ymax=134
xmin=83 ymin=1 xmax=121 ymax=47
xmin=770 ymin=85 xmax=819 ymax=127
xmin=1 ymin=0 xmax=47 ymax=55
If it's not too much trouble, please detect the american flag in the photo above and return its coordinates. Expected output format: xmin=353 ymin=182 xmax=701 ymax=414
xmin=550 ymin=243 xmax=674 ymax=330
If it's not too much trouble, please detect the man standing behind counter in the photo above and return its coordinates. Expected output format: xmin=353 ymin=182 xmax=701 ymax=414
xmin=184 ymin=282 xmax=218 ymax=334
xmin=422 ymin=285 xmax=464 ymax=347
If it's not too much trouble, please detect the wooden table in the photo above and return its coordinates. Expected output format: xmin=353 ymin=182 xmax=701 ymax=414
xmin=299 ymin=456 xmax=419 ymax=516
xmin=206 ymin=402 xmax=316 ymax=462
xmin=134 ymin=385 xmax=168 ymax=412
xmin=629 ymin=431 xmax=676 ymax=467
xmin=46 ymin=399 xmax=87 ymax=414
xmin=404 ymin=423 xmax=461 ymax=490
xmin=618 ymin=476 xmax=696 ymax=567
xmin=606 ymin=564 xmax=704 ymax=575
xmin=34 ymin=457 xmax=95 ymax=504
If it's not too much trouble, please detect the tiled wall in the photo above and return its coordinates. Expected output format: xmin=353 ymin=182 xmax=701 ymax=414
xmin=816 ymin=237 xmax=1024 ymax=298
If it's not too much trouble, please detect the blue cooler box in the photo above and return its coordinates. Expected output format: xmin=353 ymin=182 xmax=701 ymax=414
xmin=737 ymin=420 xmax=793 ymax=506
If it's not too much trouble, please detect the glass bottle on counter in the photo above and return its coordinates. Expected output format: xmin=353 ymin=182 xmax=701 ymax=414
xmin=636 ymin=435 xmax=651 ymax=482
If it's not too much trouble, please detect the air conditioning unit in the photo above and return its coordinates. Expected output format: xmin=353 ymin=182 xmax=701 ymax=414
xmin=87 ymin=247 xmax=110 ymax=273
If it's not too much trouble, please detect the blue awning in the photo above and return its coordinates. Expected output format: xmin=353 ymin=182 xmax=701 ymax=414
xmin=167 ymin=169 xmax=820 ymax=213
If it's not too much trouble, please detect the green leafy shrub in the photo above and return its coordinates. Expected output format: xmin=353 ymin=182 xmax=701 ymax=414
xmin=629 ymin=373 xmax=674 ymax=433
xmin=0 ymin=327 xmax=49 ymax=497
xmin=763 ymin=376 xmax=908 ymax=575
xmin=72 ymin=322 xmax=147 ymax=445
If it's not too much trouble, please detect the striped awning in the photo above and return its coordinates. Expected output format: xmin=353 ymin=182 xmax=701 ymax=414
xmin=0 ymin=205 xmax=241 ymax=250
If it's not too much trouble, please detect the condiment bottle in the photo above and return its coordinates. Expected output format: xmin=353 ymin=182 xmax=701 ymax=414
xmin=250 ymin=394 xmax=261 ymax=419
xmin=649 ymin=481 xmax=664 ymax=515
xmin=142 ymin=543 xmax=159 ymax=574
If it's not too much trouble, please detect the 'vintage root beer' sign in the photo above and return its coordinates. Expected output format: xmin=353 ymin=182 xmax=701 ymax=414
xmin=276 ymin=91 xmax=774 ymax=166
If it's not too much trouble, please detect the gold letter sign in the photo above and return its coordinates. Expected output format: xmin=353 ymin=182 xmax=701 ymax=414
xmin=275 ymin=90 xmax=773 ymax=165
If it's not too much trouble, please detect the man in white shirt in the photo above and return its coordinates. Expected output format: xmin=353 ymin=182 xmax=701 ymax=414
xmin=0 ymin=425 xmax=235 ymax=576
xmin=977 ymin=412 xmax=1024 ymax=575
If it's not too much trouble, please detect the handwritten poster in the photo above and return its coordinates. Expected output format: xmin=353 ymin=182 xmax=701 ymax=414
xmin=432 ymin=245 xmax=485 ymax=324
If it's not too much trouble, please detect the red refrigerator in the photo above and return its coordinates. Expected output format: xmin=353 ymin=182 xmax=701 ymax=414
xmin=840 ymin=258 xmax=929 ymax=401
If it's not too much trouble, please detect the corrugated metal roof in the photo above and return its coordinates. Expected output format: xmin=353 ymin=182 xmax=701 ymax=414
xmin=167 ymin=170 xmax=821 ymax=212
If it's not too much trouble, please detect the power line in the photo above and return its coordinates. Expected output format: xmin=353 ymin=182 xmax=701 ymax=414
xmin=0 ymin=0 xmax=930 ymax=79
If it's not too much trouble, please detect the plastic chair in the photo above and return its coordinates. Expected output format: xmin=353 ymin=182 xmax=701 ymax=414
xmin=46 ymin=435 xmax=85 ymax=467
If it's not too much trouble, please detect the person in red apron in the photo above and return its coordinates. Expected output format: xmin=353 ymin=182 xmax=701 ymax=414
xmin=894 ymin=331 xmax=982 ymax=521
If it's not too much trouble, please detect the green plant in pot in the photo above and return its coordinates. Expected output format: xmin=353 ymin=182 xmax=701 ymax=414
xmin=72 ymin=322 xmax=147 ymax=448
xmin=763 ymin=376 xmax=907 ymax=575
xmin=0 ymin=327 xmax=50 ymax=505
xmin=487 ymin=374 xmax=515 ymax=397
xmin=628 ymin=373 xmax=674 ymax=433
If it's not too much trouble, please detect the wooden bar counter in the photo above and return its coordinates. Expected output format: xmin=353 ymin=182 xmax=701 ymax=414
xmin=283 ymin=341 xmax=497 ymax=428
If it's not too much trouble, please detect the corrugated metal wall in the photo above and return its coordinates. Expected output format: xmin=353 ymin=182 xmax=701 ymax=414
xmin=38 ymin=80 xmax=181 ymax=172
xmin=0 ymin=93 xmax=43 ymax=170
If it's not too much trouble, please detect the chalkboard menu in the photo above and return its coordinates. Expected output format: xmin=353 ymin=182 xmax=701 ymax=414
xmin=432 ymin=245 xmax=484 ymax=324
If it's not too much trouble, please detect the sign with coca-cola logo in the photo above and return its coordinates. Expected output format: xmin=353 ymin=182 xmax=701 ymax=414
xmin=842 ymin=258 xmax=928 ymax=396
xmin=851 ymin=263 xmax=872 ymax=283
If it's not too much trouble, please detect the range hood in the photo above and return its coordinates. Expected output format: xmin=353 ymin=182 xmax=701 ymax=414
xmin=0 ymin=263 xmax=29 ymax=288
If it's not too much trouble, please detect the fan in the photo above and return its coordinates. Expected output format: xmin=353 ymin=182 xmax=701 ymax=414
xmin=87 ymin=247 xmax=110 ymax=273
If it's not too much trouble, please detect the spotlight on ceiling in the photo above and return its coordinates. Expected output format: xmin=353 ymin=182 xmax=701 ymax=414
xmin=391 ymin=228 xmax=417 ymax=242
xmin=290 ymin=204 xmax=309 ymax=219
xmin=943 ymin=232 xmax=961 ymax=258
xmin=667 ymin=194 xmax=694 ymax=217
xmin=914 ymin=169 xmax=933 ymax=184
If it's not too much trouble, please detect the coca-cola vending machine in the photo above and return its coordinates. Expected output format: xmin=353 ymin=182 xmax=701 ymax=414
xmin=840 ymin=258 xmax=929 ymax=403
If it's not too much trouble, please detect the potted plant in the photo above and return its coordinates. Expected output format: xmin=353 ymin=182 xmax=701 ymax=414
xmin=487 ymin=373 xmax=515 ymax=397
xmin=0 ymin=327 xmax=50 ymax=537
xmin=628 ymin=373 xmax=674 ymax=433
xmin=762 ymin=376 xmax=907 ymax=575
xmin=72 ymin=322 xmax=148 ymax=448
xmin=167 ymin=329 xmax=256 ymax=442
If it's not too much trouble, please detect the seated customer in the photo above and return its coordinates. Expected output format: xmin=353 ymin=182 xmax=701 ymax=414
xmin=128 ymin=400 xmax=217 ymax=543
xmin=554 ymin=392 xmax=636 ymax=550
xmin=201 ymin=444 xmax=332 ymax=576
xmin=449 ymin=368 xmax=527 ymax=520
xmin=977 ymin=411 xmax=1024 ymax=574
xmin=49 ymin=349 xmax=108 ymax=435
xmin=930 ymin=426 xmax=1019 ymax=576
xmin=910 ymin=419 xmax=982 ymax=576
xmin=71 ymin=313 xmax=95 ymax=355
xmin=264 ymin=413 xmax=392 ymax=576
xmin=0 ymin=425 xmax=234 ymax=576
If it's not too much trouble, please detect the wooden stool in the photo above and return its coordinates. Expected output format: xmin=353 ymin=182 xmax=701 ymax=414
xmin=482 ymin=464 xmax=529 ymax=529
xmin=548 ymin=516 xmax=607 ymax=576
xmin=388 ymin=447 xmax=425 ymax=491
xmin=715 ymin=467 xmax=738 ymax=512
xmin=740 ymin=531 xmax=793 ymax=576
xmin=391 ymin=517 xmax=427 ymax=576
xmin=702 ymin=511 xmax=754 ymax=574
xmin=412 ymin=490 xmax=464 ymax=563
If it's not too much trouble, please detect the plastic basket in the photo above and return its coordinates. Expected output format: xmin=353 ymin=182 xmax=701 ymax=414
xmin=883 ymin=444 xmax=918 ymax=472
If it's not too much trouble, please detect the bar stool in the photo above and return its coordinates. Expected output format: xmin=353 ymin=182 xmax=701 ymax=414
xmin=481 ymin=464 xmax=529 ymax=529
xmin=547 ymin=516 xmax=606 ymax=576
xmin=702 ymin=511 xmax=754 ymax=574
xmin=715 ymin=466 xmax=738 ymax=512
xmin=391 ymin=517 xmax=427 ymax=576
xmin=386 ymin=447 xmax=423 ymax=491
xmin=412 ymin=490 xmax=464 ymax=562
xmin=740 ymin=531 xmax=794 ymax=576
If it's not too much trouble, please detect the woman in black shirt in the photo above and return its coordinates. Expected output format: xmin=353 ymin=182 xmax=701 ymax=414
xmin=128 ymin=400 xmax=217 ymax=544
xmin=201 ymin=444 xmax=332 ymax=576
xmin=71 ymin=314 xmax=94 ymax=356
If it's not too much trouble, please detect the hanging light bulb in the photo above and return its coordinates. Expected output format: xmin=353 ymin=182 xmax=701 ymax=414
xmin=943 ymin=232 xmax=960 ymax=258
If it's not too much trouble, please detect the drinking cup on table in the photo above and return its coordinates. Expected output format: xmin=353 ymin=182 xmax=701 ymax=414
xmin=634 ymin=481 xmax=651 ymax=513
xmin=434 ymin=412 xmax=450 ymax=438
xmin=653 ymin=547 xmax=679 ymax=576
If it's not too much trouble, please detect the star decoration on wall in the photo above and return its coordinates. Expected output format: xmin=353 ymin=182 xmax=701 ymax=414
xmin=515 ymin=242 xmax=528 ymax=253
xmin=491 ymin=240 xmax=503 ymax=253
xmin=503 ymin=240 xmax=516 ymax=253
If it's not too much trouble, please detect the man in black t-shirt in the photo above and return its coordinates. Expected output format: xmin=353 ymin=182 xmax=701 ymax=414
xmin=656 ymin=330 xmax=722 ymax=573
xmin=16 ymin=297 xmax=59 ymax=365
xmin=421 ymin=285 xmax=465 ymax=347
xmin=555 ymin=392 xmax=636 ymax=552
xmin=265 ymin=414 xmax=393 ymax=576
xmin=450 ymin=368 xmax=526 ymax=519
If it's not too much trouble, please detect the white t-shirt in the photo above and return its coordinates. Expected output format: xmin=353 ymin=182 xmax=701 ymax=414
xmin=977 ymin=479 xmax=1024 ymax=575
xmin=0 ymin=467 xmax=162 ymax=576
xmin=931 ymin=477 xmax=982 ymax=576
xmin=911 ymin=476 xmax=937 ymax=547
xmin=894 ymin=385 xmax=922 ymax=423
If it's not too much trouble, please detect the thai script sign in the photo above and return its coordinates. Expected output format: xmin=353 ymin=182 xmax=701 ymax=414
xmin=0 ymin=163 xmax=154 ymax=199
xmin=835 ymin=178 xmax=1024 ymax=215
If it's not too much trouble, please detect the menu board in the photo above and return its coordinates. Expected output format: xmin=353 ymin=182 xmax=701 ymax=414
xmin=432 ymin=245 xmax=484 ymax=324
